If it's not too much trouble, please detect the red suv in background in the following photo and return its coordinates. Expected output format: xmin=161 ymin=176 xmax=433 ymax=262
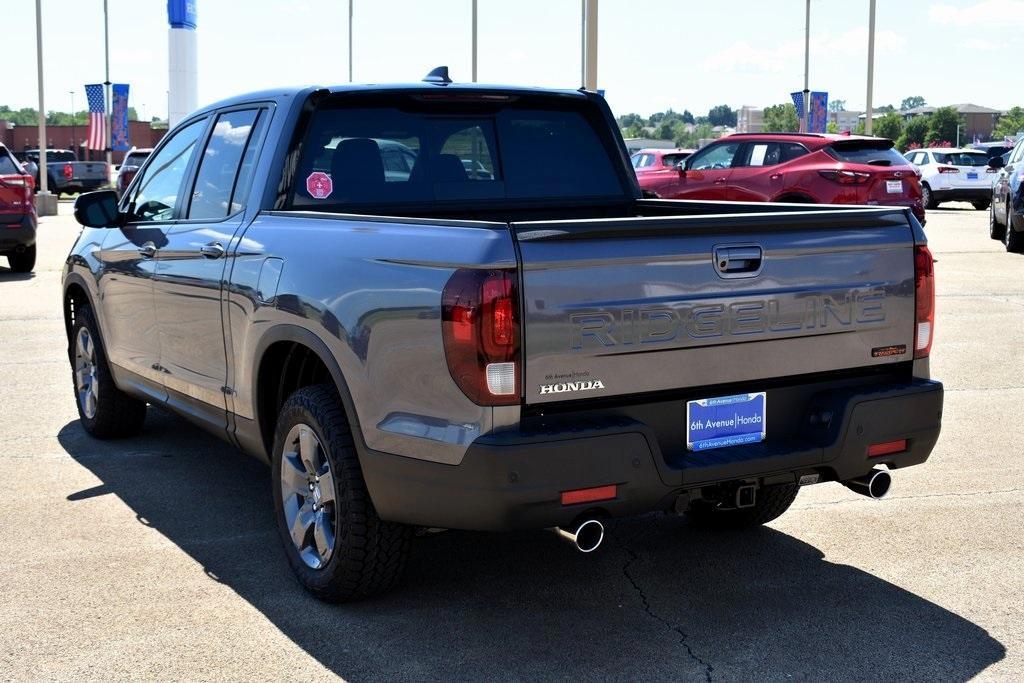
xmin=0 ymin=144 xmax=37 ymax=273
xmin=637 ymin=133 xmax=925 ymax=223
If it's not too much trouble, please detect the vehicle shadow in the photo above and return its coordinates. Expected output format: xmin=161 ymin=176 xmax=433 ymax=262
xmin=59 ymin=411 xmax=1005 ymax=681
xmin=0 ymin=266 xmax=35 ymax=281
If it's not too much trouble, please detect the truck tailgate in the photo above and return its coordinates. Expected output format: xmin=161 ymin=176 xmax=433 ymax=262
xmin=513 ymin=208 xmax=917 ymax=404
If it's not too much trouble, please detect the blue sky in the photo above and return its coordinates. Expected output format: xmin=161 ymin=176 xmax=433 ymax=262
xmin=6 ymin=0 xmax=1023 ymax=121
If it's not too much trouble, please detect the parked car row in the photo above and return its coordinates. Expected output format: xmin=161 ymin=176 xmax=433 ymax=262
xmin=14 ymin=149 xmax=109 ymax=198
xmin=632 ymin=133 xmax=925 ymax=223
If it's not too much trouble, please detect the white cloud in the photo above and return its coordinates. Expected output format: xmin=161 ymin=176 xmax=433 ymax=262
xmin=929 ymin=0 xmax=1024 ymax=25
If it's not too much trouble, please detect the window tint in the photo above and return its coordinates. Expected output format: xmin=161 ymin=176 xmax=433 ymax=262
xmin=932 ymin=152 xmax=988 ymax=166
xmin=122 ymin=151 xmax=150 ymax=168
xmin=0 ymin=151 xmax=20 ymax=175
xmin=130 ymin=118 xmax=206 ymax=222
xmin=290 ymin=104 xmax=623 ymax=208
xmin=780 ymin=142 xmax=808 ymax=163
xmin=630 ymin=153 xmax=642 ymax=168
xmin=825 ymin=141 xmax=909 ymax=167
xmin=46 ymin=151 xmax=76 ymax=162
xmin=687 ymin=142 xmax=741 ymax=170
xmin=188 ymin=109 xmax=262 ymax=219
xmin=1009 ymin=141 xmax=1024 ymax=163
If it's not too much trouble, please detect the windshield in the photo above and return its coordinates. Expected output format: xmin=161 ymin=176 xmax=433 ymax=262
xmin=826 ymin=141 xmax=909 ymax=167
xmin=0 ymin=153 xmax=21 ymax=175
xmin=933 ymin=152 xmax=989 ymax=166
xmin=289 ymin=98 xmax=626 ymax=210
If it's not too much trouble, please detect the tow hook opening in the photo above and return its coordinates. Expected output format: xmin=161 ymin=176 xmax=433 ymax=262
xmin=735 ymin=484 xmax=757 ymax=509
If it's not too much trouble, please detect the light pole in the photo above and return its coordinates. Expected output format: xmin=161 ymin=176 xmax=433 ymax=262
xmin=803 ymin=0 xmax=810 ymax=132
xmin=69 ymin=90 xmax=76 ymax=157
xmin=471 ymin=0 xmax=478 ymax=82
xmin=582 ymin=0 xmax=598 ymax=90
xmin=348 ymin=0 xmax=353 ymax=82
xmin=865 ymin=0 xmax=876 ymax=134
xmin=34 ymin=0 xmax=56 ymax=215
xmin=103 ymin=0 xmax=112 ymax=168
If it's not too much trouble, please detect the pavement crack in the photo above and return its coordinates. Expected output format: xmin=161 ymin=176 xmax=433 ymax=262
xmin=797 ymin=486 xmax=1024 ymax=509
xmin=620 ymin=542 xmax=714 ymax=682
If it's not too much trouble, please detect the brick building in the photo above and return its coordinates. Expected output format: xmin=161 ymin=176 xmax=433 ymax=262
xmin=0 ymin=120 xmax=166 ymax=163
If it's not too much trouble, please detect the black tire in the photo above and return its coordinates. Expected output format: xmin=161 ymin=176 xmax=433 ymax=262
xmin=922 ymin=184 xmax=938 ymax=210
xmin=1005 ymin=207 xmax=1024 ymax=253
xmin=272 ymin=384 xmax=411 ymax=602
xmin=989 ymin=203 xmax=1006 ymax=241
xmin=7 ymin=245 xmax=36 ymax=273
xmin=686 ymin=483 xmax=799 ymax=530
xmin=70 ymin=304 xmax=147 ymax=438
xmin=973 ymin=201 xmax=990 ymax=211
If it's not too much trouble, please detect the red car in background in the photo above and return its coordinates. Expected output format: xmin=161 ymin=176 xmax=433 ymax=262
xmin=0 ymin=144 xmax=37 ymax=273
xmin=631 ymin=147 xmax=694 ymax=194
xmin=636 ymin=133 xmax=925 ymax=223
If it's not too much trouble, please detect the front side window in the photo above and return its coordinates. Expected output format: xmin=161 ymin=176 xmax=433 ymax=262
xmin=129 ymin=118 xmax=206 ymax=222
xmin=188 ymin=109 xmax=262 ymax=219
xmin=687 ymin=142 xmax=741 ymax=170
xmin=662 ymin=152 xmax=690 ymax=168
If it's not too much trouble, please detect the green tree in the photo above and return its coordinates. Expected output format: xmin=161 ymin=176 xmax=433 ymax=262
xmin=707 ymin=104 xmax=736 ymax=127
xmin=875 ymin=104 xmax=895 ymax=114
xmin=763 ymin=103 xmax=799 ymax=132
xmin=623 ymin=122 xmax=645 ymax=138
xmin=654 ymin=119 xmax=680 ymax=140
xmin=681 ymin=109 xmax=694 ymax=124
xmin=900 ymin=96 xmax=926 ymax=110
xmin=826 ymin=121 xmax=839 ymax=133
xmin=873 ymin=111 xmax=904 ymax=141
xmin=897 ymin=116 xmax=930 ymax=150
xmin=618 ymin=113 xmax=643 ymax=128
xmin=995 ymin=106 xmax=1024 ymax=139
xmin=828 ymin=99 xmax=847 ymax=112
xmin=673 ymin=123 xmax=713 ymax=148
xmin=925 ymin=106 xmax=962 ymax=146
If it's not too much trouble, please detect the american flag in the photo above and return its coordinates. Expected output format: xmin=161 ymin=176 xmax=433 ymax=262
xmin=85 ymin=84 xmax=106 ymax=151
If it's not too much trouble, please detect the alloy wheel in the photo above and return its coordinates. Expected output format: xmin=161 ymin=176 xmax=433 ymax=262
xmin=279 ymin=423 xmax=337 ymax=569
xmin=74 ymin=327 xmax=99 ymax=419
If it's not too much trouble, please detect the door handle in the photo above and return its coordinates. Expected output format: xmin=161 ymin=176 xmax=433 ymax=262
xmin=138 ymin=243 xmax=157 ymax=259
xmin=714 ymin=177 xmax=727 ymax=184
xmin=714 ymin=245 xmax=763 ymax=278
xmin=200 ymin=242 xmax=225 ymax=259
xmin=769 ymin=173 xmax=783 ymax=180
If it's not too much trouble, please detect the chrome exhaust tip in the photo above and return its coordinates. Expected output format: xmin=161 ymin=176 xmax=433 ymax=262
xmin=551 ymin=519 xmax=605 ymax=553
xmin=843 ymin=468 xmax=892 ymax=500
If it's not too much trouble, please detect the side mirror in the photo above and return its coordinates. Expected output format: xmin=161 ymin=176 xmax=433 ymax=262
xmin=73 ymin=189 xmax=122 ymax=228
xmin=988 ymin=156 xmax=1005 ymax=169
xmin=677 ymin=162 xmax=686 ymax=177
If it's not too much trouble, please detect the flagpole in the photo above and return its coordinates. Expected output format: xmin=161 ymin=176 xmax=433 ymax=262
xmin=103 ymin=0 xmax=112 ymax=168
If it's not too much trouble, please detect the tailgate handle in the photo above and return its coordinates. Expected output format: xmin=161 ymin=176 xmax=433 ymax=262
xmin=715 ymin=245 xmax=763 ymax=277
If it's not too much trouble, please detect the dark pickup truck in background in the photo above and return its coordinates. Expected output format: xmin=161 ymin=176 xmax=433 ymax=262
xmin=64 ymin=73 xmax=943 ymax=601
xmin=20 ymin=149 xmax=108 ymax=197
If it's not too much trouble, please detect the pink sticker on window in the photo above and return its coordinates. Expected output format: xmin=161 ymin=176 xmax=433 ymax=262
xmin=306 ymin=171 xmax=333 ymax=199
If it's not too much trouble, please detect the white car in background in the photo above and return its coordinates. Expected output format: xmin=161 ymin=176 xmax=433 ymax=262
xmin=904 ymin=147 xmax=997 ymax=210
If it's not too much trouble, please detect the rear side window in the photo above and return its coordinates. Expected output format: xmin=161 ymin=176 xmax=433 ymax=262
xmin=826 ymin=142 xmax=909 ymax=167
xmin=737 ymin=142 xmax=805 ymax=167
xmin=188 ymin=109 xmax=264 ymax=219
xmin=662 ymin=152 xmax=690 ymax=167
xmin=0 ymin=151 xmax=20 ymax=175
xmin=289 ymin=101 xmax=624 ymax=209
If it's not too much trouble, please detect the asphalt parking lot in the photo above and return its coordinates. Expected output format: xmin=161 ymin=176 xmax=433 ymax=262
xmin=1 ymin=202 xmax=1021 ymax=681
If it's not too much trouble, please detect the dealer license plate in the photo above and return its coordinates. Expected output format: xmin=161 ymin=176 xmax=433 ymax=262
xmin=686 ymin=392 xmax=767 ymax=452
xmin=886 ymin=180 xmax=903 ymax=194
xmin=967 ymin=172 xmax=978 ymax=180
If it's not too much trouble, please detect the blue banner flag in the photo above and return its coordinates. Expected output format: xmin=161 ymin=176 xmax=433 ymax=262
xmin=111 ymin=84 xmax=130 ymax=151
xmin=790 ymin=91 xmax=806 ymax=132
xmin=809 ymin=91 xmax=829 ymax=133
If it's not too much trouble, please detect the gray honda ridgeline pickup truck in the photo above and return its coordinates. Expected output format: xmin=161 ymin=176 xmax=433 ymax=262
xmin=65 ymin=75 xmax=943 ymax=601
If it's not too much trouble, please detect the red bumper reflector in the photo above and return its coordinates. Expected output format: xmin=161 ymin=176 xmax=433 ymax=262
xmin=868 ymin=439 xmax=907 ymax=457
xmin=561 ymin=484 xmax=617 ymax=506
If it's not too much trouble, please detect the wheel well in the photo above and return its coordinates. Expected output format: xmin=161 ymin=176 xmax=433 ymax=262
xmin=256 ymin=341 xmax=334 ymax=454
xmin=63 ymin=283 xmax=89 ymax=343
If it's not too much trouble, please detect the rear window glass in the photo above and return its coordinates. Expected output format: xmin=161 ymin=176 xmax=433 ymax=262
xmin=0 ymin=152 xmax=20 ymax=175
xmin=932 ymin=152 xmax=988 ymax=166
xmin=289 ymin=101 xmax=624 ymax=209
xmin=826 ymin=142 xmax=909 ymax=167
xmin=46 ymin=151 xmax=76 ymax=162
xmin=123 ymin=152 xmax=150 ymax=168
xmin=662 ymin=153 xmax=690 ymax=167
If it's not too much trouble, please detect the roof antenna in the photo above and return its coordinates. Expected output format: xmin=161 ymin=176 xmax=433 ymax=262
xmin=423 ymin=66 xmax=452 ymax=85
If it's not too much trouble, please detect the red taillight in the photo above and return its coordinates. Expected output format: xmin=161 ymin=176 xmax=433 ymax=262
xmin=937 ymin=166 xmax=959 ymax=174
xmin=442 ymin=269 xmax=520 ymax=405
xmin=818 ymin=169 xmax=871 ymax=184
xmin=868 ymin=439 xmax=907 ymax=457
xmin=561 ymin=484 xmax=617 ymax=506
xmin=63 ymin=163 xmax=73 ymax=180
xmin=0 ymin=175 xmax=34 ymax=214
xmin=914 ymin=245 xmax=935 ymax=359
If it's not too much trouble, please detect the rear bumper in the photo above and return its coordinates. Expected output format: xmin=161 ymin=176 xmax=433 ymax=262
xmin=57 ymin=178 xmax=107 ymax=194
xmin=931 ymin=187 xmax=990 ymax=203
xmin=0 ymin=213 xmax=37 ymax=253
xmin=361 ymin=378 xmax=943 ymax=531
